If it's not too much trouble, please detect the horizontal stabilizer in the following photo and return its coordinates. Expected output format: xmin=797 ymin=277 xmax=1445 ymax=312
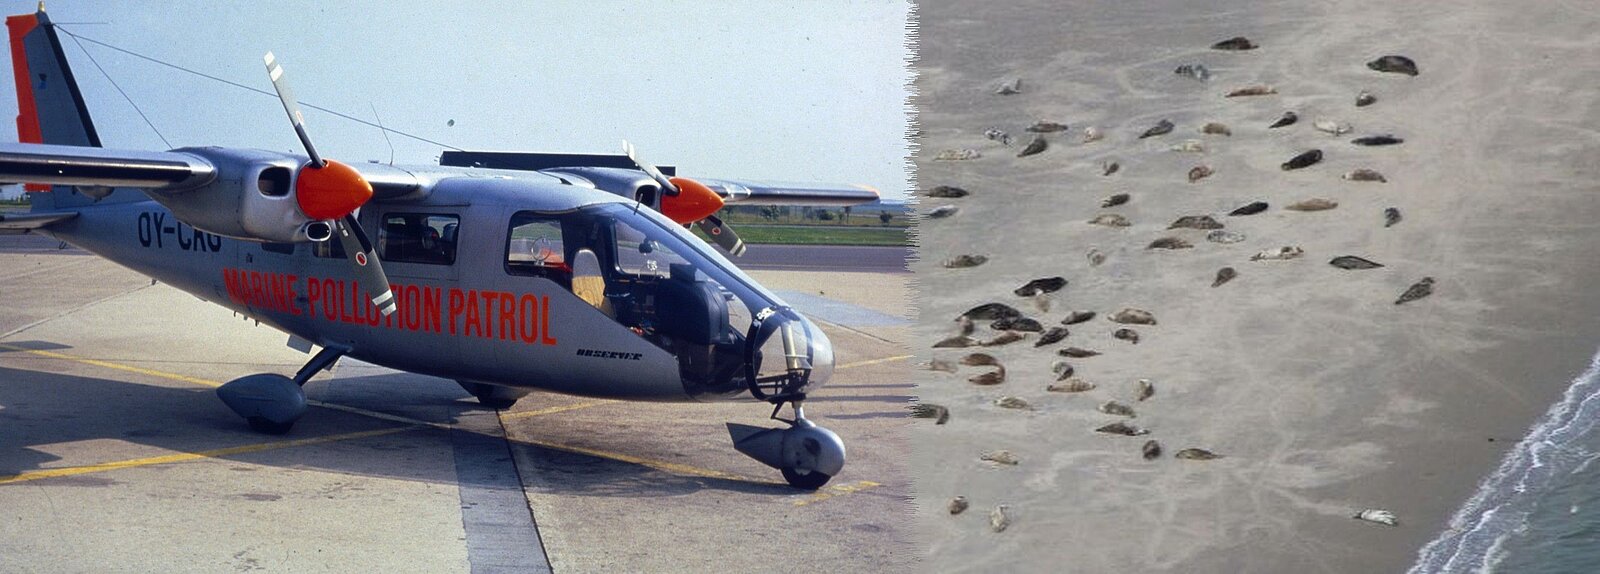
xmin=440 ymin=150 xmax=675 ymax=175
xmin=0 ymin=142 xmax=215 ymax=189
xmin=697 ymin=178 xmax=879 ymax=206
xmin=0 ymin=210 xmax=76 ymax=234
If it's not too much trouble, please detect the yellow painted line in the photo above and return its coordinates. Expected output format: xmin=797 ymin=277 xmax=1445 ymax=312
xmin=0 ymin=343 xmax=223 ymax=388
xmin=836 ymin=354 xmax=912 ymax=370
xmin=0 ymin=426 xmax=419 ymax=485
xmin=501 ymin=400 xmax=615 ymax=421
xmin=794 ymin=480 xmax=883 ymax=506
xmin=516 ymin=436 xmax=779 ymax=485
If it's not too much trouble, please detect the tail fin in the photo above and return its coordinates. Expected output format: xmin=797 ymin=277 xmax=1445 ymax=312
xmin=7 ymin=7 xmax=104 ymax=208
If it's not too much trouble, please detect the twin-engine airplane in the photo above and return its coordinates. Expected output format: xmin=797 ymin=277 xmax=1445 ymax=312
xmin=0 ymin=8 xmax=881 ymax=489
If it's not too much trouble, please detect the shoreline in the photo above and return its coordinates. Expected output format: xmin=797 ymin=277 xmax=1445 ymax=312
xmin=909 ymin=0 xmax=1600 ymax=571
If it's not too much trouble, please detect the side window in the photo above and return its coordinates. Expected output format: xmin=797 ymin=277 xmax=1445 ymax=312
xmin=613 ymin=220 xmax=686 ymax=278
xmin=506 ymin=211 xmax=568 ymax=277
xmin=378 ymin=213 xmax=460 ymax=265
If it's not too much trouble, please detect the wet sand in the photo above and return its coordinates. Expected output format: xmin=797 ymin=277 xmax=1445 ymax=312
xmin=910 ymin=1 xmax=1600 ymax=571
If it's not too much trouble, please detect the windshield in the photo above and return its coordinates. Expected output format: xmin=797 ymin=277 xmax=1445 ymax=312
xmin=587 ymin=202 xmax=782 ymax=317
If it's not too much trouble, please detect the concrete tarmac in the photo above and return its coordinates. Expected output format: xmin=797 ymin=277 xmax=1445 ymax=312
xmin=0 ymin=238 xmax=913 ymax=573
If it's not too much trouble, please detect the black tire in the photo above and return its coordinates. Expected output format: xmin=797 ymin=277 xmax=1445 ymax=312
xmin=782 ymin=467 xmax=832 ymax=490
xmin=476 ymin=396 xmax=519 ymax=410
xmin=247 ymin=417 xmax=295 ymax=435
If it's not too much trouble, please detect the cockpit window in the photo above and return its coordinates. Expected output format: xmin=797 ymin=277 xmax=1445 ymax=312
xmin=613 ymin=220 xmax=688 ymax=277
xmin=378 ymin=213 xmax=460 ymax=265
xmin=506 ymin=212 xmax=569 ymax=278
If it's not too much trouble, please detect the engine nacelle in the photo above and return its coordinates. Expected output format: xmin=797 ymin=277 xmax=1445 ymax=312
xmin=541 ymin=166 xmax=665 ymax=210
xmin=141 ymin=147 xmax=319 ymax=243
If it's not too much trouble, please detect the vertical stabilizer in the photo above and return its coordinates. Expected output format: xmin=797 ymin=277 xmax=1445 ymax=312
xmin=7 ymin=7 xmax=104 ymax=206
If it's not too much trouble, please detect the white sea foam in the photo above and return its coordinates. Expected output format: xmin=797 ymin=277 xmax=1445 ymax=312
xmin=1409 ymin=348 xmax=1600 ymax=573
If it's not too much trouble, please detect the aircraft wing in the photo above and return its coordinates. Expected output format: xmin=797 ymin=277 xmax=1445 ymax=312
xmin=695 ymin=178 xmax=880 ymax=206
xmin=0 ymin=142 xmax=215 ymax=189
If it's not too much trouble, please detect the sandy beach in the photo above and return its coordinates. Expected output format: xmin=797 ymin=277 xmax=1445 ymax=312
xmin=909 ymin=1 xmax=1600 ymax=571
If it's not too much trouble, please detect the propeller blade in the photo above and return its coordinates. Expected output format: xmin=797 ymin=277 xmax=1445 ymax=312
xmin=263 ymin=52 xmax=324 ymax=168
xmin=696 ymin=214 xmax=747 ymax=257
xmin=622 ymin=140 xmax=677 ymax=194
xmin=334 ymin=214 xmax=396 ymax=316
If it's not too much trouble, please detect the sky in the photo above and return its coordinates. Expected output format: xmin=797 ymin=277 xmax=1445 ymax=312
xmin=0 ymin=1 xmax=913 ymax=201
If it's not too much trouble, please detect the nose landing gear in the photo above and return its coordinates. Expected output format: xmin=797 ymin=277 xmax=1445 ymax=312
xmin=727 ymin=400 xmax=847 ymax=490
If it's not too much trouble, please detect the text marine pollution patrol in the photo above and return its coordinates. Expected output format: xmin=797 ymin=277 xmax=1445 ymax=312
xmin=222 ymin=268 xmax=557 ymax=345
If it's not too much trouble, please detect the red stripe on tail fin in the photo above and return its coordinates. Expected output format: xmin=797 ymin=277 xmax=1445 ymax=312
xmin=6 ymin=13 xmax=45 ymax=191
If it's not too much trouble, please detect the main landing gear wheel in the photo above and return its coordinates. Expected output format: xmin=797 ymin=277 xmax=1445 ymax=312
xmin=782 ymin=465 xmax=832 ymax=490
xmin=247 ymin=417 xmax=296 ymax=435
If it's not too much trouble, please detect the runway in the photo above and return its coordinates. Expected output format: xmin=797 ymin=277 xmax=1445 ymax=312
xmin=0 ymin=235 xmax=913 ymax=572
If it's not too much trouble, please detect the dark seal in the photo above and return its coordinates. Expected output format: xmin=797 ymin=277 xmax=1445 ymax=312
xmin=1281 ymin=149 xmax=1323 ymax=170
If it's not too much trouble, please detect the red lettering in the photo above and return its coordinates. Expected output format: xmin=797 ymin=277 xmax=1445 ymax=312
xmin=519 ymin=294 xmax=537 ymax=343
xmin=448 ymin=288 xmax=463 ymax=335
xmin=464 ymin=290 xmax=481 ymax=337
xmin=541 ymin=297 xmax=557 ymax=345
xmin=287 ymin=274 xmax=301 ymax=316
xmin=249 ymin=271 xmax=264 ymax=308
xmin=321 ymin=279 xmax=337 ymax=320
xmin=306 ymin=275 xmax=320 ymax=318
xmin=404 ymin=285 xmax=422 ymax=332
xmin=424 ymin=286 xmax=442 ymax=334
xmin=498 ymin=291 xmax=515 ymax=341
xmin=222 ymin=269 xmax=243 ymax=305
xmin=481 ymin=293 xmax=496 ymax=339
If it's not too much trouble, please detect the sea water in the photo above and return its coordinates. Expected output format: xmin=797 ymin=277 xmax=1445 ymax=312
xmin=1410 ymin=350 xmax=1600 ymax=573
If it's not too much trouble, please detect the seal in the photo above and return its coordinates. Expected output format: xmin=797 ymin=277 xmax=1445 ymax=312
xmin=926 ymin=185 xmax=969 ymax=198
xmin=1061 ymin=310 xmax=1096 ymax=325
xmin=1083 ymin=126 xmax=1104 ymax=143
xmin=984 ymin=128 xmax=1013 ymax=145
xmin=1225 ymin=85 xmax=1276 ymax=97
xmin=1087 ymin=248 xmax=1106 ymax=266
xmin=943 ymin=254 xmax=989 ymax=268
xmin=1251 ymin=246 xmax=1305 ymax=261
xmin=1207 ymin=230 xmax=1245 ymax=244
xmin=1139 ymin=119 xmax=1175 ymax=139
xmin=1384 ymin=207 xmax=1403 ymax=227
xmin=1101 ymin=193 xmax=1130 ymax=208
xmin=1343 ymin=168 xmax=1386 ymax=182
xmin=1109 ymin=308 xmax=1157 ymax=325
xmin=1142 ymin=440 xmax=1162 ymax=460
xmin=981 ymin=331 xmax=1027 ymax=346
xmin=994 ymin=396 xmax=1032 ymax=410
xmin=1352 ymin=134 xmax=1404 ymax=146
xmin=1269 ymin=110 xmax=1298 ymax=128
xmin=1211 ymin=36 xmax=1257 ymax=50
xmin=1281 ymin=149 xmax=1323 ymax=170
xmin=1017 ymin=135 xmax=1048 ymax=157
xmin=1201 ymin=122 xmax=1232 ymax=136
xmin=1058 ymin=347 xmax=1100 ymax=358
xmin=1285 ymin=198 xmax=1338 ymax=211
xmin=1330 ymin=255 xmax=1384 ymax=269
xmin=1051 ymin=361 xmax=1075 ymax=380
xmin=1188 ymin=165 xmax=1215 ymax=182
xmin=1135 ymin=379 xmax=1155 ymax=402
xmin=980 ymin=450 xmax=1019 ymax=465
xmin=1315 ymin=120 xmax=1353 ymax=135
xmin=969 ymin=369 xmax=1006 ymax=386
xmin=1396 ymin=277 xmax=1435 ymax=305
xmin=1175 ymin=448 xmax=1222 ymax=460
xmin=1174 ymin=63 xmax=1211 ymax=80
xmin=1102 ymin=160 xmax=1121 ymax=176
xmin=1228 ymin=201 xmax=1268 ymax=216
xmin=990 ymin=505 xmax=1011 ymax=533
xmin=948 ymin=496 xmax=968 ymax=515
xmin=1036 ymin=327 xmax=1070 ymax=347
xmin=960 ymin=352 xmax=1001 ymax=367
xmin=1171 ymin=139 xmax=1205 ymax=153
xmin=1048 ymin=379 xmax=1096 ymax=393
xmin=1356 ymin=90 xmax=1377 ymax=107
xmin=1099 ymin=400 xmax=1136 ymax=417
xmin=961 ymin=303 xmax=1022 ymax=321
xmin=910 ymin=403 xmax=950 ymax=425
xmin=995 ymin=78 xmax=1022 ymax=95
xmin=1170 ymin=215 xmax=1224 ymax=230
xmin=1089 ymin=213 xmax=1131 ymax=227
xmin=1014 ymin=277 xmax=1067 ymax=296
xmin=1367 ymin=55 xmax=1419 ymax=76
xmin=1148 ymin=237 xmax=1194 ymax=250
xmin=926 ymin=205 xmax=959 ymax=219
xmin=991 ymin=316 xmax=1044 ymax=332
xmin=1212 ymin=266 xmax=1238 ymax=287
xmin=933 ymin=335 xmax=978 ymax=348
xmin=1113 ymin=328 xmax=1141 ymax=344
xmin=1095 ymin=421 xmax=1149 ymax=436
xmin=1027 ymin=120 xmax=1069 ymax=133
